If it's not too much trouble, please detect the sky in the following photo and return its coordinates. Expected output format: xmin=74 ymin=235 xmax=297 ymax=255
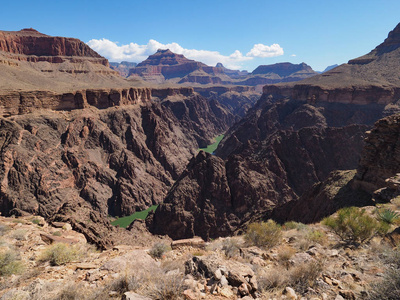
xmin=1 ymin=0 xmax=400 ymax=72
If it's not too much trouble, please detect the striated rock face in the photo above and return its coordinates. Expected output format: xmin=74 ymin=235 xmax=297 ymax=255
xmin=148 ymin=95 xmax=374 ymax=240
xmin=0 ymin=93 xmax=235 ymax=248
xmin=0 ymin=87 xmax=204 ymax=118
xmin=0 ymin=28 xmax=107 ymax=65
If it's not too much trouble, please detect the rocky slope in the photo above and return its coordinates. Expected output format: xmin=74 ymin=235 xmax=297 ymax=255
xmin=0 ymin=92 xmax=235 ymax=248
xmin=148 ymin=23 xmax=400 ymax=240
xmin=194 ymin=86 xmax=261 ymax=117
xmin=0 ymin=213 xmax=395 ymax=300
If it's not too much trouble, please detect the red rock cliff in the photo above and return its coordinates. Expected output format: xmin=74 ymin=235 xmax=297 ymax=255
xmin=0 ymin=28 xmax=108 ymax=66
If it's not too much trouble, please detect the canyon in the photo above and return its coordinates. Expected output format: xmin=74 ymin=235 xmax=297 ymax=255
xmin=148 ymin=22 xmax=400 ymax=240
xmin=1 ymin=23 xmax=400 ymax=251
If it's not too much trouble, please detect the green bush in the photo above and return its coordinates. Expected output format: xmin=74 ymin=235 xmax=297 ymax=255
xmin=149 ymin=242 xmax=170 ymax=259
xmin=283 ymin=221 xmax=307 ymax=231
xmin=245 ymin=220 xmax=282 ymax=249
xmin=38 ymin=243 xmax=82 ymax=266
xmin=376 ymin=208 xmax=400 ymax=224
xmin=0 ymin=250 xmax=25 ymax=276
xmin=323 ymin=207 xmax=381 ymax=244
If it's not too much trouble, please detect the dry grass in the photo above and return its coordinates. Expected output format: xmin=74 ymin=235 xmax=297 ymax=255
xmin=38 ymin=243 xmax=84 ymax=266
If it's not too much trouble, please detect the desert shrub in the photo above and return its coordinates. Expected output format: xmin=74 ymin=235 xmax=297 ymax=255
xmin=277 ymin=245 xmax=296 ymax=264
xmin=322 ymin=207 xmax=381 ymax=244
xmin=38 ymin=243 xmax=83 ymax=266
xmin=12 ymin=229 xmax=27 ymax=241
xmin=376 ymin=208 xmax=400 ymax=224
xmin=56 ymin=284 xmax=92 ymax=300
xmin=52 ymin=231 xmax=62 ymax=236
xmin=369 ymin=267 xmax=400 ymax=300
xmin=257 ymin=267 xmax=286 ymax=291
xmin=288 ymin=260 xmax=323 ymax=294
xmin=147 ymin=273 xmax=185 ymax=300
xmin=149 ymin=242 xmax=170 ymax=259
xmin=108 ymin=274 xmax=141 ymax=296
xmin=283 ymin=221 xmax=307 ymax=231
xmin=245 ymin=220 xmax=282 ymax=249
xmin=222 ymin=237 xmax=240 ymax=258
xmin=0 ymin=250 xmax=25 ymax=276
xmin=306 ymin=229 xmax=327 ymax=245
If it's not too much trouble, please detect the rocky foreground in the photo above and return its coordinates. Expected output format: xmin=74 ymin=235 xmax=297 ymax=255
xmin=1 ymin=205 xmax=399 ymax=300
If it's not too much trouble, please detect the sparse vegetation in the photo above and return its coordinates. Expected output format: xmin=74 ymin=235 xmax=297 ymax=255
xmin=322 ymin=207 xmax=382 ymax=245
xmin=245 ymin=220 xmax=282 ymax=249
xmin=149 ymin=242 xmax=170 ymax=259
xmin=0 ymin=250 xmax=25 ymax=276
xmin=12 ymin=229 xmax=27 ymax=241
xmin=52 ymin=231 xmax=62 ymax=236
xmin=31 ymin=218 xmax=41 ymax=225
xmin=38 ymin=243 xmax=83 ymax=266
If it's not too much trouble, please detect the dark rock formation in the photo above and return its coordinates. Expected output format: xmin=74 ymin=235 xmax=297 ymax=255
xmin=0 ymin=92 xmax=235 ymax=248
xmin=194 ymin=86 xmax=261 ymax=117
xmin=148 ymin=94 xmax=376 ymax=240
xmin=355 ymin=113 xmax=400 ymax=194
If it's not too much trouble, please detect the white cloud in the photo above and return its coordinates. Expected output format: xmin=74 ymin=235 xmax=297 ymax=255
xmin=87 ymin=39 xmax=283 ymax=70
xmin=291 ymin=54 xmax=297 ymax=57
xmin=246 ymin=43 xmax=284 ymax=58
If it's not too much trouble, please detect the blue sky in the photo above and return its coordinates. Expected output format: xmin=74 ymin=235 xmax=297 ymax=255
xmin=2 ymin=0 xmax=399 ymax=71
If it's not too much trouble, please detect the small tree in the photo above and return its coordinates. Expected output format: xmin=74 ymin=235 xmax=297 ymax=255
xmin=323 ymin=207 xmax=380 ymax=245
